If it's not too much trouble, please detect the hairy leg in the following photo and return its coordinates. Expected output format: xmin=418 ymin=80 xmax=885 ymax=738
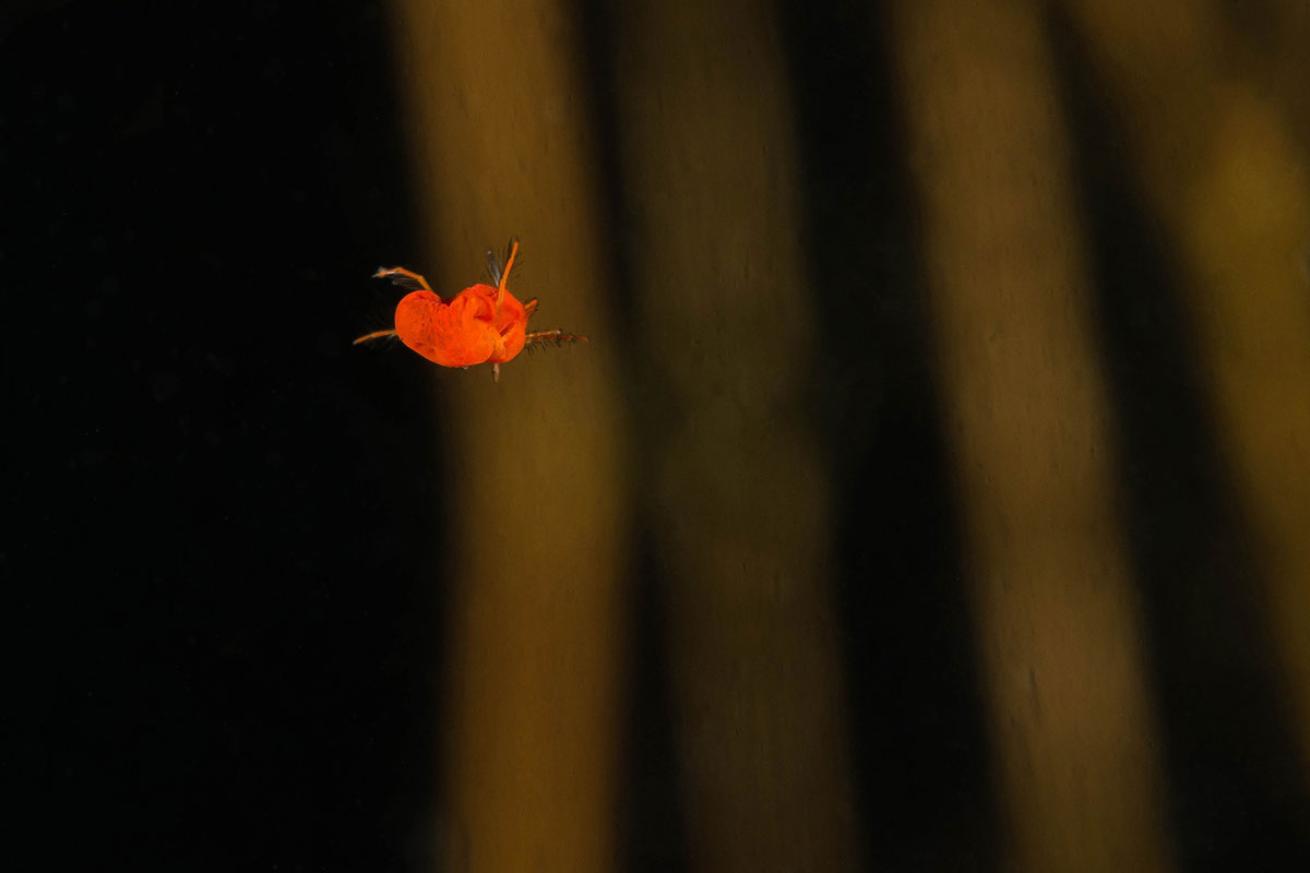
xmin=525 ymin=329 xmax=588 ymax=347
xmin=496 ymin=237 xmax=520 ymax=306
xmin=372 ymin=266 xmax=434 ymax=293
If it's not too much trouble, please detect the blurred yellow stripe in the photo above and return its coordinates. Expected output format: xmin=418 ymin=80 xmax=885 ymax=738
xmin=387 ymin=2 xmax=630 ymax=871
xmin=889 ymin=2 xmax=1176 ymax=870
xmin=607 ymin=3 xmax=860 ymax=872
xmin=1064 ymin=0 xmax=1310 ymax=785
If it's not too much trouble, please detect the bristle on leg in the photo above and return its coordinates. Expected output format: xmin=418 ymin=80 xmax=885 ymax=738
xmin=525 ymin=329 xmax=588 ymax=348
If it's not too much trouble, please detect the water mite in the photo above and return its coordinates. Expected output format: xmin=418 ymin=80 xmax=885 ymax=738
xmin=354 ymin=237 xmax=586 ymax=381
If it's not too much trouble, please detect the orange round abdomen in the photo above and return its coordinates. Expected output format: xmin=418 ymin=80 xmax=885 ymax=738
xmin=393 ymin=285 xmax=530 ymax=368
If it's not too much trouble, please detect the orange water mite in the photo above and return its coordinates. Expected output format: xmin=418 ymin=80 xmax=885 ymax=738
xmin=353 ymin=237 xmax=586 ymax=381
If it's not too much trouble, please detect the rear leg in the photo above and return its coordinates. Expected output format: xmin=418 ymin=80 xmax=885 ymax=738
xmin=526 ymin=329 xmax=588 ymax=347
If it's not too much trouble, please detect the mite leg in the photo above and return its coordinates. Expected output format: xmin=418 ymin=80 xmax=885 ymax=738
xmin=495 ymin=237 xmax=521 ymax=306
xmin=372 ymin=266 xmax=434 ymax=293
xmin=523 ymin=298 xmax=539 ymax=319
xmin=485 ymin=249 xmax=504 ymax=287
xmin=525 ymin=329 xmax=588 ymax=346
xmin=352 ymin=328 xmax=398 ymax=345
xmin=492 ymin=362 xmax=501 ymax=383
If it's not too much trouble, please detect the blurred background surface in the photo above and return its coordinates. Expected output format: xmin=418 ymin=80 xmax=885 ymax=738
xmin=7 ymin=1 xmax=1309 ymax=871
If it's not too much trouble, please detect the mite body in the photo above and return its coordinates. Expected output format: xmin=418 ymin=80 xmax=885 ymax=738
xmin=354 ymin=238 xmax=586 ymax=381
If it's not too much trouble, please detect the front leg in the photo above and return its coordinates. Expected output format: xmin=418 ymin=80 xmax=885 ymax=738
xmin=373 ymin=266 xmax=434 ymax=293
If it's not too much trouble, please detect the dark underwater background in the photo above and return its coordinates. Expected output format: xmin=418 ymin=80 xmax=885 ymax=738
xmin=7 ymin=2 xmax=1310 ymax=871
